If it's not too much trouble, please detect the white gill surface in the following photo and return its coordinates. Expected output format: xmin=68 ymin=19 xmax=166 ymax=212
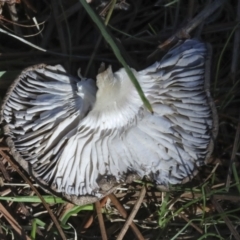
xmin=2 ymin=39 xmax=214 ymax=197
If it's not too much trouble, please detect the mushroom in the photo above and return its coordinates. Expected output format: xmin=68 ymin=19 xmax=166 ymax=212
xmin=0 ymin=39 xmax=218 ymax=205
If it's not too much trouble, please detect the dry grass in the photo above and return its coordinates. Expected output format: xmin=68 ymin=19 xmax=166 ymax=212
xmin=0 ymin=0 xmax=240 ymax=239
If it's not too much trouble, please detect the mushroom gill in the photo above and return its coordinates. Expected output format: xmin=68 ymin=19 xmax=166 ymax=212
xmin=0 ymin=39 xmax=218 ymax=205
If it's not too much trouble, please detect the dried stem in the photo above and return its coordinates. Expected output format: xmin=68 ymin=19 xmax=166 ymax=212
xmin=95 ymin=201 xmax=108 ymax=240
xmin=0 ymin=202 xmax=32 ymax=240
xmin=0 ymin=150 xmax=67 ymax=240
xmin=81 ymin=196 xmax=108 ymax=231
xmin=116 ymin=186 xmax=146 ymax=240
xmin=109 ymin=193 xmax=144 ymax=240
xmin=158 ymin=0 xmax=226 ymax=50
xmin=231 ymin=0 xmax=240 ymax=81
xmin=226 ymin=113 xmax=240 ymax=190
xmin=179 ymin=213 xmax=203 ymax=234
xmin=206 ymin=186 xmax=240 ymax=240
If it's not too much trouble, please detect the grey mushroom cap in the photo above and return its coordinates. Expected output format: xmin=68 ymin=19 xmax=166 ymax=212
xmin=0 ymin=39 xmax=218 ymax=205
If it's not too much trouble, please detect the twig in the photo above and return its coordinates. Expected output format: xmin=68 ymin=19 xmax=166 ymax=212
xmin=0 ymin=202 xmax=32 ymax=240
xmin=187 ymin=0 xmax=195 ymax=19
xmin=204 ymin=163 xmax=220 ymax=183
xmin=81 ymin=196 xmax=108 ymax=231
xmin=52 ymin=0 xmax=70 ymax=71
xmin=0 ymin=157 xmax=11 ymax=181
xmin=7 ymin=3 xmax=22 ymax=36
xmin=0 ymin=150 xmax=67 ymax=240
xmin=181 ymin=0 xmax=226 ymax=36
xmin=231 ymin=0 xmax=240 ymax=81
xmin=84 ymin=0 xmax=116 ymax=76
xmin=155 ymin=0 xmax=226 ymax=53
xmin=226 ymin=113 xmax=240 ymax=190
xmin=21 ymin=0 xmax=37 ymax=13
xmin=0 ymin=27 xmax=112 ymax=62
xmin=109 ymin=193 xmax=145 ymax=240
xmin=172 ymin=0 xmax=180 ymax=32
xmin=179 ymin=213 xmax=203 ymax=234
xmin=95 ymin=201 xmax=108 ymax=240
xmin=205 ymin=186 xmax=240 ymax=240
xmin=0 ymin=146 xmax=9 ymax=150
xmin=180 ymin=192 xmax=240 ymax=201
xmin=116 ymin=186 xmax=146 ymax=240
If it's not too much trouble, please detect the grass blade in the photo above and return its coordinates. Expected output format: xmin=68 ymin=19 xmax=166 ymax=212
xmin=79 ymin=0 xmax=153 ymax=113
xmin=0 ymin=195 xmax=65 ymax=203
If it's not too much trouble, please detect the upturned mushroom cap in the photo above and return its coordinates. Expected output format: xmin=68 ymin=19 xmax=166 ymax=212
xmin=0 ymin=39 xmax=218 ymax=205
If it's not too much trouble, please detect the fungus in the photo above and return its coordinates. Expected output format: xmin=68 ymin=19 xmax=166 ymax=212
xmin=0 ymin=39 xmax=218 ymax=205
